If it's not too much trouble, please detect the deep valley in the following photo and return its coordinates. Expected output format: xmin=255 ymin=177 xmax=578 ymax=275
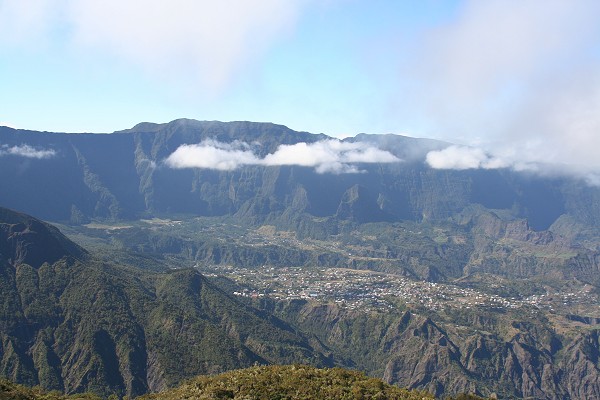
xmin=2 ymin=120 xmax=600 ymax=399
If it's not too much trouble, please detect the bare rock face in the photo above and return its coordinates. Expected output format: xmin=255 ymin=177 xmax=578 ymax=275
xmin=2 ymin=119 xmax=597 ymax=232
xmin=336 ymin=184 xmax=389 ymax=223
xmin=274 ymin=300 xmax=600 ymax=400
xmin=558 ymin=330 xmax=600 ymax=399
xmin=455 ymin=208 xmax=600 ymax=285
xmin=382 ymin=318 xmax=466 ymax=396
xmin=384 ymin=325 xmax=600 ymax=399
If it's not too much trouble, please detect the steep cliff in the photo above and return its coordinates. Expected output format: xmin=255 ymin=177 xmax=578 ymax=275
xmin=0 ymin=120 xmax=591 ymax=231
xmin=270 ymin=299 xmax=600 ymax=399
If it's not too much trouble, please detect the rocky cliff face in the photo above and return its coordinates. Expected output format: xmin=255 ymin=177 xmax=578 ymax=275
xmin=3 ymin=119 xmax=600 ymax=399
xmin=454 ymin=207 xmax=600 ymax=286
xmin=271 ymin=299 xmax=600 ymax=399
xmin=0 ymin=119 xmax=594 ymax=232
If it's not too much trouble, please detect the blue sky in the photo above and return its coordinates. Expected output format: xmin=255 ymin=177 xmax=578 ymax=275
xmin=0 ymin=1 xmax=457 ymax=136
xmin=1 ymin=0 xmax=600 ymax=174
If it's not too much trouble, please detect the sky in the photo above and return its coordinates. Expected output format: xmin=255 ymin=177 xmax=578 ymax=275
xmin=1 ymin=0 xmax=600 ymax=179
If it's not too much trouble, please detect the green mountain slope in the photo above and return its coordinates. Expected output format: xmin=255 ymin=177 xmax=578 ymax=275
xmin=0 ymin=378 xmax=103 ymax=399
xmin=0 ymin=207 xmax=330 ymax=398
xmin=6 ymin=201 xmax=600 ymax=398
xmin=263 ymin=299 xmax=600 ymax=399
xmin=0 ymin=207 xmax=87 ymax=268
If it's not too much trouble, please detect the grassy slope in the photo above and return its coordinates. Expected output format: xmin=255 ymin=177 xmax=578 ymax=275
xmin=139 ymin=365 xmax=435 ymax=400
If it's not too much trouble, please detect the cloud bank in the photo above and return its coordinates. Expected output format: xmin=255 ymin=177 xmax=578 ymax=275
xmin=165 ymin=140 xmax=400 ymax=173
xmin=424 ymin=144 xmax=600 ymax=186
xmin=0 ymin=144 xmax=56 ymax=159
xmin=404 ymin=0 xmax=600 ymax=176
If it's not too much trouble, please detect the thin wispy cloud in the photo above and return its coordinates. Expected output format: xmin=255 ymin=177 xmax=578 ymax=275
xmin=69 ymin=0 xmax=312 ymax=93
xmin=0 ymin=144 xmax=56 ymax=159
xmin=165 ymin=140 xmax=400 ymax=174
xmin=0 ymin=0 xmax=59 ymax=47
xmin=0 ymin=0 xmax=312 ymax=93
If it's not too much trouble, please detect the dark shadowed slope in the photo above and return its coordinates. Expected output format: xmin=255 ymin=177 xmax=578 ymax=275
xmin=0 ymin=207 xmax=330 ymax=398
xmin=0 ymin=119 xmax=593 ymax=230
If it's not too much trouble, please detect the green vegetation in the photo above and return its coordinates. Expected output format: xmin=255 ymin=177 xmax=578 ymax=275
xmin=0 ymin=208 xmax=332 ymax=398
xmin=0 ymin=378 xmax=102 ymax=399
xmin=139 ymin=365 xmax=434 ymax=400
xmin=2 ymin=367 xmax=488 ymax=400
xmin=3 ymin=197 xmax=600 ymax=399
xmin=1 ymin=257 xmax=333 ymax=398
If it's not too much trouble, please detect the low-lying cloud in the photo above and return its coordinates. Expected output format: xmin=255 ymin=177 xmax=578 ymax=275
xmin=165 ymin=140 xmax=260 ymax=171
xmin=165 ymin=140 xmax=400 ymax=174
xmin=426 ymin=146 xmax=507 ymax=170
xmin=424 ymin=144 xmax=600 ymax=186
xmin=263 ymin=140 xmax=400 ymax=173
xmin=0 ymin=144 xmax=56 ymax=159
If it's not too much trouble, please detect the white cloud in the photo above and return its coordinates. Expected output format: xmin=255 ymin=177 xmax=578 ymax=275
xmin=403 ymin=0 xmax=600 ymax=175
xmin=165 ymin=140 xmax=260 ymax=171
xmin=165 ymin=139 xmax=400 ymax=173
xmin=0 ymin=144 xmax=56 ymax=159
xmin=263 ymin=140 xmax=399 ymax=173
xmin=425 ymin=146 xmax=507 ymax=170
xmin=0 ymin=0 xmax=60 ymax=47
xmin=0 ymin=0 xmax=313 ymax=93
xmin=424 ymin=144 xmax=600 ymax=187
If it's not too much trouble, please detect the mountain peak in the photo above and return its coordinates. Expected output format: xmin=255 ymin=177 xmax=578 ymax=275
xmin=0 ymin=207 xmax=86 ymax=268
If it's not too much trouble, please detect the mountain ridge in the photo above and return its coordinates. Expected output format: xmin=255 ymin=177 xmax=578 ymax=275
xmin=3 ymin=119 xmax=600 ymax=398
xmin=1 ymin=118 xmax=594 ymax=232
xmin=0 ymin=206 xmax=87 ymax=268
xmin=0 ymin=206 xmax=332 ymax=398
xmin=2 ymin=203 xmax=600 ymax=398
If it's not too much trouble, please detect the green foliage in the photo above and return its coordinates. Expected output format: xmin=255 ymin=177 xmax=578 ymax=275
xmin=0 ymin=378 xmax=102 ymax=399
xmin=3 ymin=197 xmax=600 ymax=399
xmin=139 ymin=365 xmax=434 ymax=400
xmin=0 ymin=221 xmax=332 ymax=397
xmin=445 ymin=395 xmax=487 ymax=400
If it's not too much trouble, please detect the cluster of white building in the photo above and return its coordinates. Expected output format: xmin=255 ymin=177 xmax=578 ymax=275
xmin=199 ymin=264 xmax=596 ymax=314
